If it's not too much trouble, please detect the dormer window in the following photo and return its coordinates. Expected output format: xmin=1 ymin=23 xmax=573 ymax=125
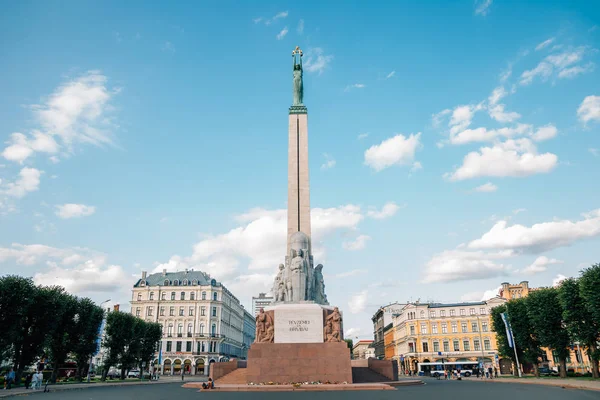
xmin=164 ymin=280 xmax=169 ymax=286
xmin=183 ymin=279 xmax=188 ymax=286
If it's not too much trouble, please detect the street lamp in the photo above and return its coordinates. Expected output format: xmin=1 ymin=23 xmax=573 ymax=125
xmin=476 ymin=316 xmax=486 ymax=375
xmin=87 ymin=299 xmax=111 ymax=383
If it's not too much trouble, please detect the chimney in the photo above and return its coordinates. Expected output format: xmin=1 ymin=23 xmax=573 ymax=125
xmin=142 ymin=271 xmax=147 ymax=280
xmin=185 ymin=268 xmax=188 ymax=274
xmin=162 ymin=269 xmax=167 ymax=276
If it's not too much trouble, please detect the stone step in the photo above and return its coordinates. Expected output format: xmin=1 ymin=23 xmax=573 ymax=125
xmin=351 ymin=367 xmax=392 ymax=383
xmin=216 ymin=368 xmax=247 ymax=384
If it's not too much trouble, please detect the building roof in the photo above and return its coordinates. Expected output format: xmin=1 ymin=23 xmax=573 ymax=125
xmin=134 ymin=270 xmax=220 ymax=288
xmin=428 ymin=301 xmax=486 ymax=308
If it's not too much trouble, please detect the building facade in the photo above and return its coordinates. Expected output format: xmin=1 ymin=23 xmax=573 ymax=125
xmin=352 ymin=340 xmax=375 ymax=360
xmin=371 ymin=302 xmax=406 ymax=359
xmin=251 ymin=293 xmax=273 ymax=316
xmin=130 ymin=269 xmax=255 ymax=375
xmin=394 ymin=298 xmax=506 ymax=374
xmin=384 ymin=323 xmax=395 ymax=360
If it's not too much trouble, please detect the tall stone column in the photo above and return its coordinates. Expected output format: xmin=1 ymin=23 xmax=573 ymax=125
xmin=287 ymin=110 xmax=311 ymax=254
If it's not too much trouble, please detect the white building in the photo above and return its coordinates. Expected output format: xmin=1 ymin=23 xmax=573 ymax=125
xmin=251 ymin=292 xmax=273 ymax=316
xmin=131 ymin=269 xmax=255 ymax=375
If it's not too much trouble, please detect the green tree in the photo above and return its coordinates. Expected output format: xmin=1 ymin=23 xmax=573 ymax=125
xmin=70 ymin=298 xmax=104 ymax=381
xmin=0 ymin=276 xmax=36 ymax=368
xmin=491 ymin=304 xmax=523 ymax=376
xmin=506 ymin=298 xmax=543 ymax=377
xmin=137 ymin=322 xmax=162 ymax=373
xmin=44 ymin=290 xmax=78 ymax=383
xmin=568 ymin=268 xmax=600 ymax=378
xmin=102 ymin=311 xmax=141 ymax=380
xmin=527 ymin=288 xmax=570 ymax=378
xmin=344 ymin=339 xmax=353 ymax=357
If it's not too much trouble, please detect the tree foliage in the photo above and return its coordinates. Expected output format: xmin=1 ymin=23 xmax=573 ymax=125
xmin=526 ymin=288 xmax=570 ymax=378
xmin=506 ymin=298 xmax=543 ymax=377
xmin=491 ymin=304 xmax=523 ymax=375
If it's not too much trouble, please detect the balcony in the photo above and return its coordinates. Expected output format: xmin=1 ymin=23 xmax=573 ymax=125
xmin=194 ymin=333 xmax=224 ymax=339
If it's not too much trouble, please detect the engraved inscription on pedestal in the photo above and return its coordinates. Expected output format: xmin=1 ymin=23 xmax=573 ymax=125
xmin=273 ymin=304 xmax=324 ymax=343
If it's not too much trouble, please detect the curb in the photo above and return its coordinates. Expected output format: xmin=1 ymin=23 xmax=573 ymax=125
xmin=467 ymin=378 xmax=600 ymax=392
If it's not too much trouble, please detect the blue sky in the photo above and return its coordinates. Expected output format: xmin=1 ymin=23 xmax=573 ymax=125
xmin=1 ymin=0 xmax=599 ymax=339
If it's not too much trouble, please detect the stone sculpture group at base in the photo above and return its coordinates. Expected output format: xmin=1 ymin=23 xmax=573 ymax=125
xmin=255 ymin=309 xmax=274 ymax=343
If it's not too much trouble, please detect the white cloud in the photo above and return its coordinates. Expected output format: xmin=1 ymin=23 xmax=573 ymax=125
xmin=552 ymin=274 xmax=567 ymax=287
xmin=364 ymin=133 xmax=422 ymax=171
xmin=276 ymin=26 xmax=288 ymax=40
xmin=474 ymin=182 xmax=498 ymax=193
xmin=432 ymin=109 xmax=451 ymax=128
xmin=468 ymin=208 xmax=600 ymax=253
xmin=55 ymin=203 xmax=96 ymax=219
xmin=344 ymin=327 xmax=362 ymax=338
xmin=449 ymin=104 xmax=483 ymax=135
xmin=344 ymin=83 xmax=366 ymax=92
xmin=423 ymin=249 xmax=512 ymax=283
xmin=357 ymin=133 xmax=369 ymax=140
xmin=3 ymin=167 xmax=42 ymax=198
xmin=367 ymin=202 xmax=402 ymax=219
xmin=332 ymin=269 xmax=368 ymax=278
xmin=321 ymin=153 xmax=336 ymax=170
xmin=558 ymin=63 xmax=594 ymax=79
xmin=161 ymin=41 xmax=175 ymax=53
xmin=253 ymin=17 xmax=263 ymax=24
xmin=449 ymin=124 xmax=531 ymax=145
xmin=521 ymin=256 xmax=563 ymax=275
xmin=386 ymin=71 xmax=395 ymax=79
xmin=297 ymin=19 xmax=304 ymax=34
xmin=303 ymin=48 xmax=333 ymax=74
xmin=489 ymin=104 xmax=521 ymax=123
xmin=520 ymin=62 xmax=553 ymax=85
xmin=445 ymin=138 xmax=558 ymax=180
xmin=342 ymin=235 xmax=371 ymax=251
xmin=256 ymin=11 xmax=289 ymax=26
xmin=348 ymin=290 xmax=368 ymax=314
xmin=34 ymin=260 xmax=128 ymax=294
xmin=272 ymin=11 xmax=288 ymax=21
xmin=531 ymin=124 xmax=558 ymax=141
xmin=488 ymin=87 xmax=507 ymax=106
xmin=461 ymin=285 xmax=502 ymax=302
xmin=577 ymin=95 xmax=600 ymax=124
xmin=2 ymin=131 xmax=59 ymax=164
xmin=474 ymin=0 xmax=493 ymax=16
xmin=589 ymin=148 xmax=599 ymax=157
xmin=535 ymin=38 xmax=555 ymax=51
xmin=410 ymin=161 xmax=423 ymax=174
xmin=513 ymin=208 xmax=527 ymax=215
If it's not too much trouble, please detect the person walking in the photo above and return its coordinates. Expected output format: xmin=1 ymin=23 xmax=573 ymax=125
xmin=6 ymin=368 xmax=15 ymax=390
xmin=476 ymin=368 xmax=480 ymax=378
xmin=494 ymin=367 xmax=498 ymax=378
xmin=24 ymin=373 xmax=32 ymax=389
xmin=488 ymin=366 xmax=493 ymax=379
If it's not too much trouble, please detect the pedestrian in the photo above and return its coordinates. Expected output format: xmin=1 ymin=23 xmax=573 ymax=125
xmin=476 ymin=368 xmax=480 ymax=378
xmin=36 ymin=371 xmax=44 ymax=390
xmin=494 ymin=367 xmax=498 ymax=378
xmin=488 ymin=366 xmax=493 ymax=379
xmin=25 ymin=373 xmax=32 ymax=389
xmin=6 ymin=368 xmax=15 ymax=390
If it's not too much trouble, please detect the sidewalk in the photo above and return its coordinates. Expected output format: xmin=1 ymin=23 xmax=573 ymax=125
xmin=470 ymin=376 xmax=600 ymax=392
xmin=0 ymin=376 xmax=207 ymax=398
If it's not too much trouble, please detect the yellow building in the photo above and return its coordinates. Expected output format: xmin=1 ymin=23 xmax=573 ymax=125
xmin=384 ymin=323 xmax=395 ymax=360
xmin=393 ymin=298 xmax=506 ymax=374
xmin=499 ymin=281 xmax=594 ymax=374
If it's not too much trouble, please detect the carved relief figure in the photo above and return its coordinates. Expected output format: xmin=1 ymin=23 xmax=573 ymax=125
xmin=273 ymin=264 xmax=286 ymax=302
xmin=289 ymin=248 xmax=308 ymax=302
xmin=314 ymin=264 xmax=328 ymax=304
xmin=324 ymin=307 xmax=342 ymax=342
xmin=255 ymin=308 xmax=275 ymax=343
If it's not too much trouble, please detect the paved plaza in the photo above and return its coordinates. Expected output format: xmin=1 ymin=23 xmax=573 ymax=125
xmin=4 ymin=380 xmax=598 ymax=400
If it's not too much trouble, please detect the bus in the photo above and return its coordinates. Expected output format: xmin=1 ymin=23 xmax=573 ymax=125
xmin=417 ymin=361 xmax=479 ymax=377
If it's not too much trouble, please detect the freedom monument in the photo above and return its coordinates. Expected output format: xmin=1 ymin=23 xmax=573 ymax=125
xmin=245 ymin=47 xmax=352 ymax=384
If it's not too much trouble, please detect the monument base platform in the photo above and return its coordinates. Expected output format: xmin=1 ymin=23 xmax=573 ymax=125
xmin=246 ymin=342 xmax=352 ymax=384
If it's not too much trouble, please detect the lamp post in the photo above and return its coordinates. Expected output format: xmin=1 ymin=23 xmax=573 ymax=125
xmin=88 ymin=299 xmax=111 ymax=383
xmin=476 ymin=316 xmax=486 ymax=375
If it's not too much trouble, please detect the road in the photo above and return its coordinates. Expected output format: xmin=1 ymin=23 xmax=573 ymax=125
xmin=8 ymin=379 xmax=599 ymax=399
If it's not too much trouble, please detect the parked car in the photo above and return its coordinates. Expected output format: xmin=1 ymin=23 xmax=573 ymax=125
xmin=538 ymin=367 xmax=559 ymax=376
xmin=127 ymin=370 xmax=140 ymax=378
xmin=106 ymin=368 xmax=119 ymax=379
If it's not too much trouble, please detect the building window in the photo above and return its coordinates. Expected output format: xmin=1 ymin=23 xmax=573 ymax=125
xmin=202 ymin=292 xmax=206 ymax=300
xmin=186 ymin=341 xmax=192 ymax=352
xmin=201 ymin=342 xmax=206 ymax=352
xmin=147 ymin=306 xmax=153 ymax=316
xmin=474 ymin=339 xmax=481 ymax=351
xmin=450 ymin=310 xmax=455 ymax=317
xmin=171 ymin=292 xmax=175 ymax=300
xmin=471 ymin=322 xmax=478 ymax=332
xmin=189 ymin=306 xmax=194 ymax=316
xmin=183 ymin=280 xmax=188 ymax=286
xmin=213 ymin=292 xmax=218 ymax=301
xmin=441 ymin=323 xmax=447 ymax=333
xmin=173 ymin=280 xmax=179 ymax=286
xmin=168 ymin=324 xmax=173 ymax=337
xmin=201 ymin=306 xmax=206 ymax=316
xmin=461 ymin=322 xmax=468 ymax=333
xmin=135 ymin=307 xmax=141 ymax=317
xmin=433 ymin=341 xmax=440 ymax=352
xmin=408 ymin=343 xmax=415 ymax=352
xmin=161 ymin=293 xmax=166 ymax=300
xmin=159 ymin=307 xmax=165 ymax=316
xmin=178 ymin=324 xmax=183 ymax=337
xmin=443 ymin=341 xmax=450 ymax=352
xmin=453 ymin=340 xmax=460 ymax=351
xmin=187 ymin=323 xmax=192 ymax=337
xmin=176 ymin=341 xmax=182 ymax=352
xmin=164 ymin=280 xmax=170 ymax=286
xmin=484 ymin=339 xmax=491 ymax=350
xmin=480 ymin=308 xmax=486 ymax=315
xmin=463 ymin=340 xmax=470 ymax=351
xmin=211 ymin=324 xmax=217 ymax=336
xmin=440 ymin=310 xmax=446 ymax=317
xmin=430 ymin=311 xmax=436 ymax=318
xmin=200 ymin=324 xmax=204 ymax=335
xmin=422 ymin=342 xmax=429 ymax=352
xmin=451 ymin=322 xmax=457 ymax=333
xmin=470 ymin=308 xmax=475 ymax=315
xmin=169 ymin=306 xmax=175 ymax=316
xmin=149 ymin=292 xmax=154 ymax=300
xmin=420 ymin=324 xmax=427 ymax=334
xmin=460 ymin=309 xmax=466 ymax=316
xmin=137 ymin=293 xmax=142 ymax=301
xmin=181 ymin=292 xmax=185 ymax=300
xmin=482 ymin=322 xmax=488 ymax=332
xmin=166 ymin=341 xmax=172 ymax=352
xmin=432 ymin=324 xmax=438 ymax=334
xmin=190 ymin=293 xmax=195 ymax=300
xmin=410 ymin=325 xmax=415 ymax=335
xmin=179 ymin=307 xmax=184 ymax=316
xmin=212 ymin=307 xmax=217 ymax=317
